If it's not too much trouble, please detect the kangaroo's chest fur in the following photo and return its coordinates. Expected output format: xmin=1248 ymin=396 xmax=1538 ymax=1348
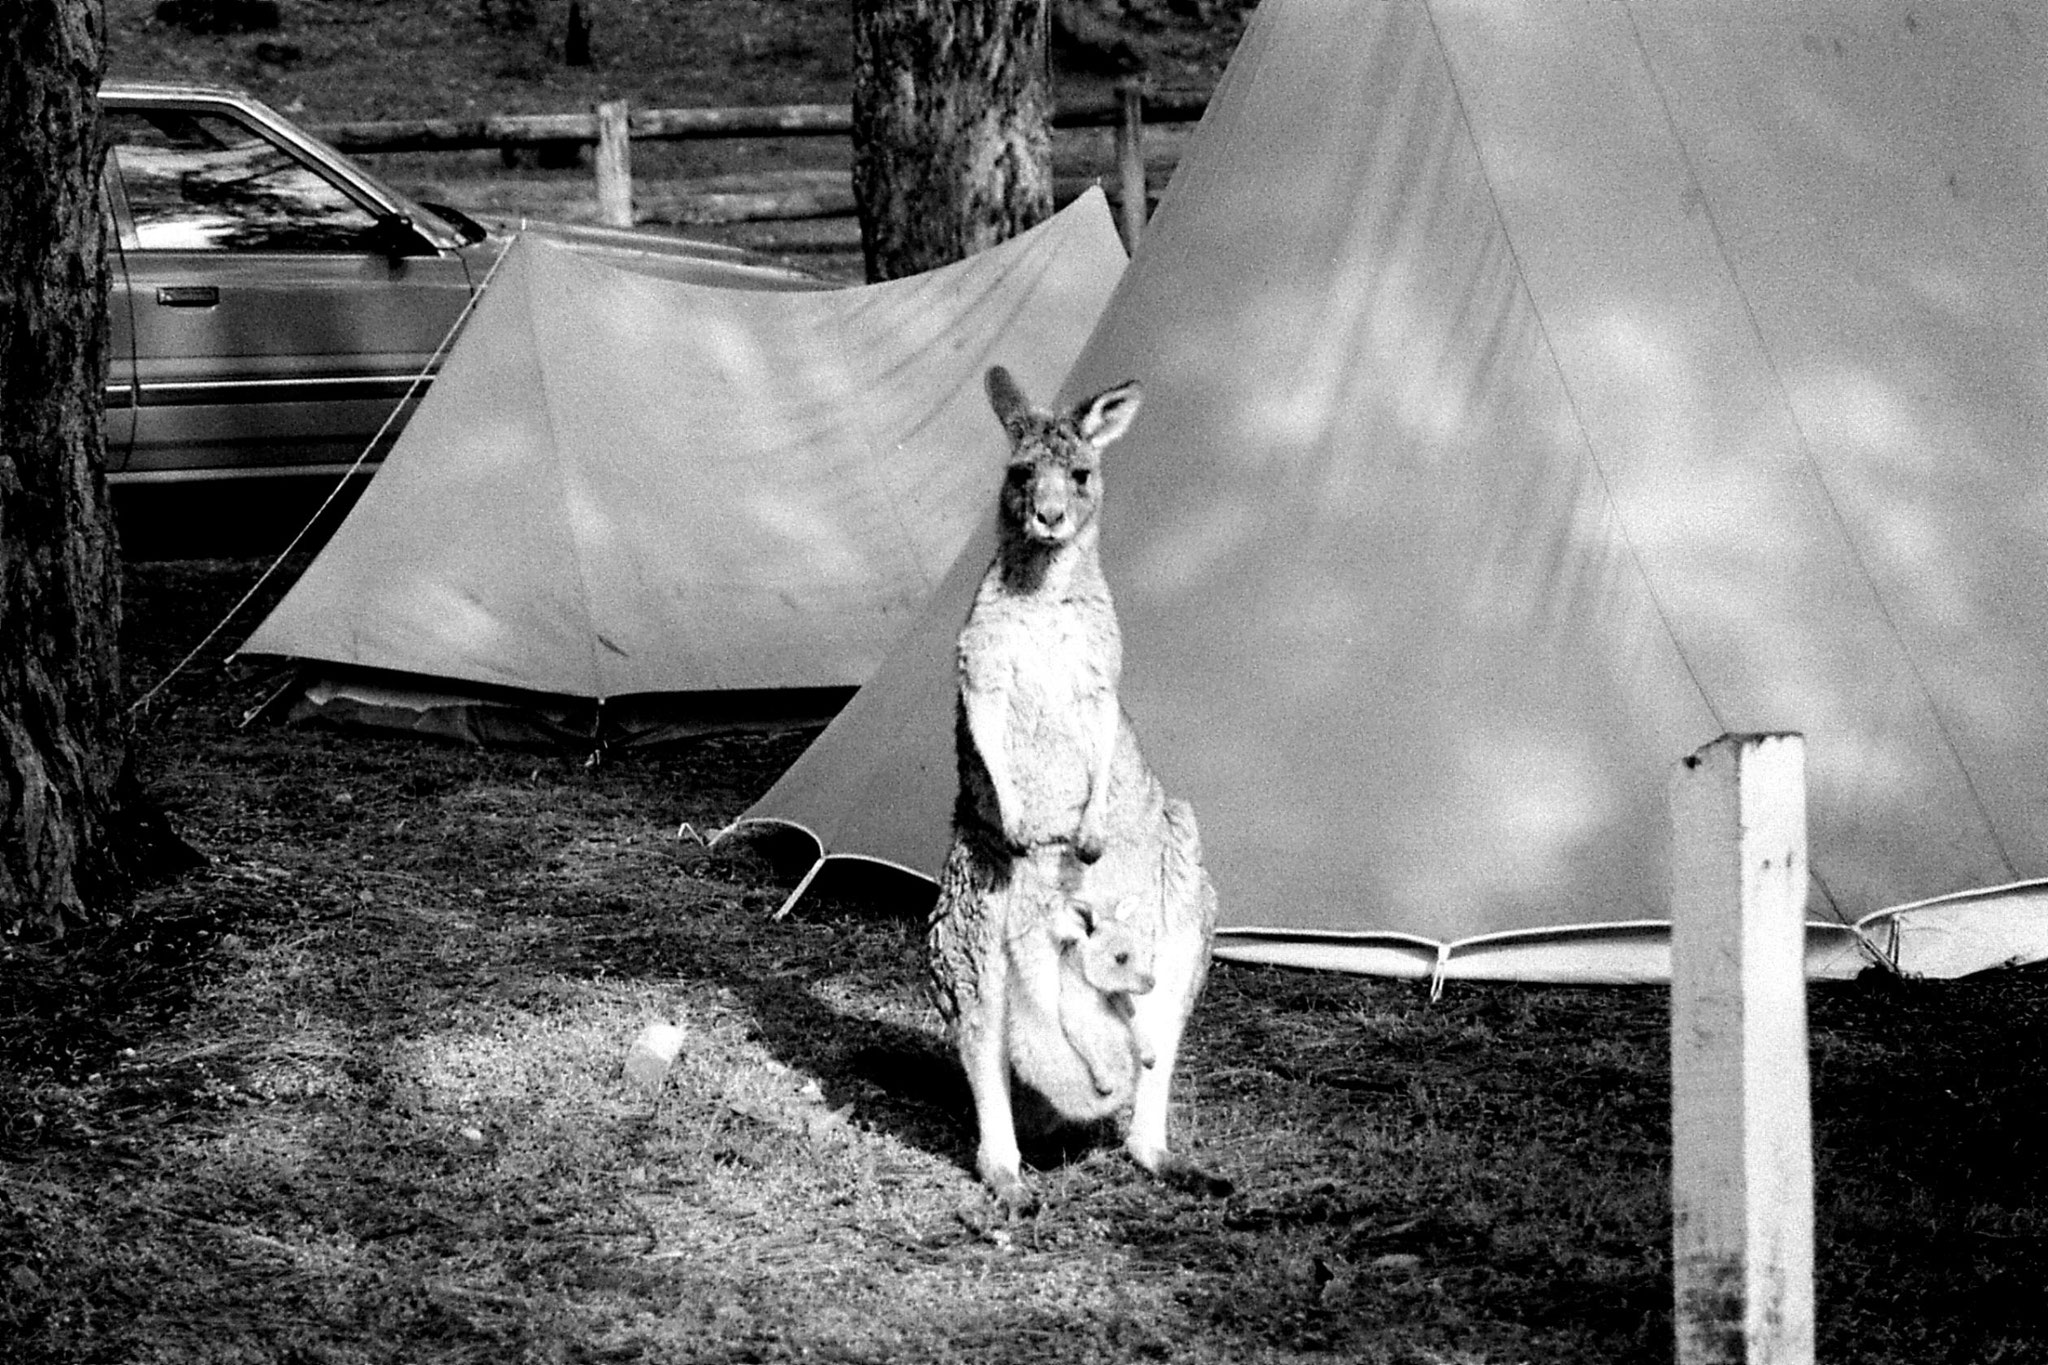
xmin=953 ymin=557 xmax=1128 ymax=843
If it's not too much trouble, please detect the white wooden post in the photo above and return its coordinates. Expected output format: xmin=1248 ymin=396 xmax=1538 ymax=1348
xmin=595 ymin=98 xmax=634 ymax=228
xmin=1668 ymin=733 xmax=1815 ymax=1365
xmin=1115 ymin=79 xmax=1147 ymax=249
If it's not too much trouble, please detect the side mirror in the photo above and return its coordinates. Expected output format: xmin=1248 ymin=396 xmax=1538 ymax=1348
xmin=369 ymin=212 xmax=435 ymax=258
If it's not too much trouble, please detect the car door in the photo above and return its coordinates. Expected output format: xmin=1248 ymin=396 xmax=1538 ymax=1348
xmin=102 ymin=175 xmax=138 ymax=468
xmin=104 ymin=101 xmax=475 ymax=485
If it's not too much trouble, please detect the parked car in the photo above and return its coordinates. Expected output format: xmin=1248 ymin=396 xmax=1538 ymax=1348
xmin=100 ymin=80 xmax=831 ymax=555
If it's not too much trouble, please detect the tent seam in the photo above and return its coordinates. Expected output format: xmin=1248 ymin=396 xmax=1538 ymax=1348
xmin=521 ymin=241 xmax=613 ymax=706
xmin=820 ymin=254 xmax=946 ymax=613
xmin=1614 ymin=0 xmax=2016 ymax=882
xmin=1416 ymin=0 xmax=1729 ymax=749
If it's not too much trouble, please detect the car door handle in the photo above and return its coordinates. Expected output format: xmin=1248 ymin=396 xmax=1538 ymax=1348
xmin=155 ymin=285 xmax=219 ymax=308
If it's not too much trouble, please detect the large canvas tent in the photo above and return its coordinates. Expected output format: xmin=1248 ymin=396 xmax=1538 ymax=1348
xmin=730 ymin=0 xmax=2048 ymax=985
xmin=237 ymin=191 xmax=1127 ymax=747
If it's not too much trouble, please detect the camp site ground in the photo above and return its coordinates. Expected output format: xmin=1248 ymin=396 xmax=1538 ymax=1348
xmin=0 ymin=552 xmax=2030 ymax=1363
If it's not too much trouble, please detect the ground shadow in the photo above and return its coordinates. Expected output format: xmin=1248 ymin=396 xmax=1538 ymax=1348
xmin=565 ymin=840 xmax=1138 ymax=1183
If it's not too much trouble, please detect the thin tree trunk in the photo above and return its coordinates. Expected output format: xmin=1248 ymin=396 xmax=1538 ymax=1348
xmin=0 ymin=1 xmax=166 ymax=936
xmin=851 ymin=0 xmax=1053 ymax=283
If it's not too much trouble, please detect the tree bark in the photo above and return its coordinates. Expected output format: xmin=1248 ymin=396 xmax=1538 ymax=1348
xmin=0 ymin=1 xmax=163 ymax=937
xmin=851 ymin=0 xmax=1053 ymax=283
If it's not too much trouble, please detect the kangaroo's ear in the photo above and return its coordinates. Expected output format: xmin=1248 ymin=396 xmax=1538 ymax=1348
xmin=1074 ymin=381 xmax=1142 ymax=451
xmin=985 ymin=365 xmax=1033 ymax=437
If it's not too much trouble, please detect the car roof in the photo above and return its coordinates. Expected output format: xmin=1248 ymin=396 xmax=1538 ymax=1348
xmin=102 ymin=79 xmax=269 ymax=104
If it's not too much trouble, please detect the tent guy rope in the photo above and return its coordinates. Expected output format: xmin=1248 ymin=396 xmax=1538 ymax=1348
xmin=124 ymin=231 xmax=524 ymax=721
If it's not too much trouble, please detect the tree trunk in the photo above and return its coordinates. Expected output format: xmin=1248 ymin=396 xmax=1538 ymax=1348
xmin=0 ymin=1 xmax=164 ymax=937
xmin=851 ymin=0 xmax=1053 ymax=283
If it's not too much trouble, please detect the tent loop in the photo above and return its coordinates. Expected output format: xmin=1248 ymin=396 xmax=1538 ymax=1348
xmin=583 ymin=697 xmax=608 ymax=768
xmin=1861 ymin=927 xmax=1899 ymax=977
xmin=1426 ymin=945 xmax=1450 ymax=1003
xmin=233 ymin=669 xmax=302 ymax=733
xmin=770 ymin=856 xmax=828 ymax=922
xmin=704 ymin=815 xmax=752 ymax=849
xmin=125 ymin=231 xmax=525 ymax=722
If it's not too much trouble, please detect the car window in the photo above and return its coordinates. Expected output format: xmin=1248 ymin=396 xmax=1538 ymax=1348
xmin=107 ymin=108 xmax=382 ymax=252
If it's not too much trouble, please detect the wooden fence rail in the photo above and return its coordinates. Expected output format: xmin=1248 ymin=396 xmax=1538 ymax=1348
xmin=310 ymin=86 xmax=1210 ymax=153
xmin=313 ymin=102 xmax=858 ymax=154
xmin=313 ymin=83 xmax=1210 ymax=244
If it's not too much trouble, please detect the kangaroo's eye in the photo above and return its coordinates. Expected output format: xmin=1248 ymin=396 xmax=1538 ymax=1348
xmin=1072 ymin=468 xmax=1092 ymax=488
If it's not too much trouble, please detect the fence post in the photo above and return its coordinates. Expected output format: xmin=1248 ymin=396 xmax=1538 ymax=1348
xmin=1115 ymin=78 xmax=1147 ymax=249
xmin=1668 ymin=732 xmax=1816 ymax=1365
xmin=595 ymin=98 xmax=633 ymax=228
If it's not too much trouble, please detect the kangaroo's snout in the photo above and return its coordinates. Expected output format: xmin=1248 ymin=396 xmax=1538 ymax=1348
xmin=1108 ymin=944 xmax=1154 ymax=995
xmin=1024 ymin=470 xmax=1079 ymax=542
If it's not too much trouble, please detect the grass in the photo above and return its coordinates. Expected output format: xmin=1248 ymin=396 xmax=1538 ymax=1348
xmin=102 ymin=0 xmax=861 ymax=121
xmin=101 ymin=0 xmax=1249 ymax=120
xmin=1 ymin=558 xmax=2046 ymax=1362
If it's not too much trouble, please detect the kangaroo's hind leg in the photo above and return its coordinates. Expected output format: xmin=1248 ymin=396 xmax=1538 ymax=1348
xmin=937 ymin=855 xmax=1040 ymax=1219
xmin=1125 ymin=805 xmax=1230 ymax=1196
xmin=960 ymin=945 xmax=1036 ymax=1213
xmin=1124 ymin=954 xmax=1230 ymax=1196
xmin=930 ymin=840 xmax=1039 ymax=1215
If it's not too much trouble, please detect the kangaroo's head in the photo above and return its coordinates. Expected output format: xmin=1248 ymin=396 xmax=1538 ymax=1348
xmin=1073 ymin=908 xmax=1157 ymax=997
xmin=985 ymin=365 xmax=1142 ymax=549
xmin=1048 ymin=862 xmax=1159 ymax=998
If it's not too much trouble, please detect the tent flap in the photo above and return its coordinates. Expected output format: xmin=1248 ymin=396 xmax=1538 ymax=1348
xmin=1858 ymin=881 xmax=2048 ymax=981
xmin=282 ymin=668 xmax=852 ymax=751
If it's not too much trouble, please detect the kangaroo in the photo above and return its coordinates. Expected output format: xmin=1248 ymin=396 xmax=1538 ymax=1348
xmin=1046 ymin=851 xmax=1161 ymax=1088
xmin=926 ymin=365 xmax=1223 ymax=1214
xmin=999 ymin=849 xmax=1148 ymax=1122
xmin=1024 ymin=850 xmax=1159 ymax=1103
xmin=1060 ymin=905 xmax=1158 ymax=1083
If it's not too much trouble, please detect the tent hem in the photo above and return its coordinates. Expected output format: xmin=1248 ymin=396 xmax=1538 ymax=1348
xmin=263 ymin=665 xmax=853 ymax=750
